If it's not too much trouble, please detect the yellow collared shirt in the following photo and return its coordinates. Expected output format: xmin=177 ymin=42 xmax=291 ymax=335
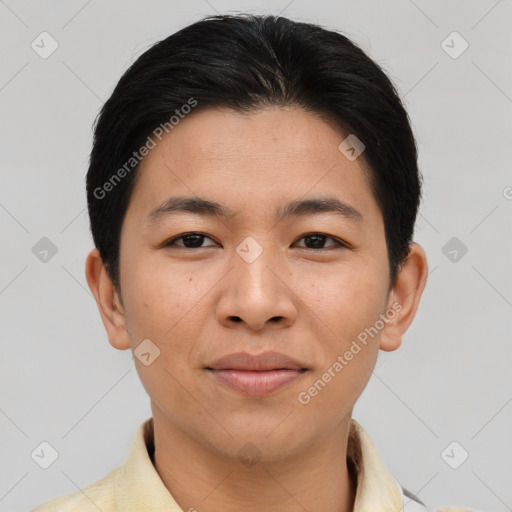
xmin=31 ymin=418 xmax=475 ymax=512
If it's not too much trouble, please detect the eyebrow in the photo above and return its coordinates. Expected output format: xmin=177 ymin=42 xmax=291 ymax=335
xmin=145 ymin=195 xmax=363 ymax=226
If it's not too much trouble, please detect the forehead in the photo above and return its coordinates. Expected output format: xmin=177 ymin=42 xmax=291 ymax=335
xmin=125 ymin=106 xmax=383 ymax=231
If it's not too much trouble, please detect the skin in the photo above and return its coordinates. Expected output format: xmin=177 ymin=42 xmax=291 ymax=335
xmin=86 ymin=106 xmax=428 ymax=512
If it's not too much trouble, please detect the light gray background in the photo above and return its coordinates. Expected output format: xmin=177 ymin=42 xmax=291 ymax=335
xmin=1 ymin=1 xmax=511 ymax=511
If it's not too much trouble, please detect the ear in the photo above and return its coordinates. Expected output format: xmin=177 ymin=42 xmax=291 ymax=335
xmin=85 ymin=248 xmax=131 ymax=351
xmin=379 ymin=242 xmax=428 ymax=352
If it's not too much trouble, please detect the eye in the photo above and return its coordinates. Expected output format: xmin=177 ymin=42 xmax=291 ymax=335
xmin=163 ymin=232 xmax=217 ymax=249
xmin=293 ymin=233 xmax=348 ymax=250
xmin=162 ymin=232 xmax=349 ymax=250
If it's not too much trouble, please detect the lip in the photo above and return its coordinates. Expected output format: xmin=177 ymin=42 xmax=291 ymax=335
xmin=206 ymin=351 xmax=307 ymax=371
xmin=205 ymin=351 xmax=308 ymax=397
xmin=207 ymin=369 xmax=306 ymax=396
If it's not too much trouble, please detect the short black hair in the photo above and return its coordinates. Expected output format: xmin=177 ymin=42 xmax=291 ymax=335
xmin=86 ymin=13 xmax=422 ymax=294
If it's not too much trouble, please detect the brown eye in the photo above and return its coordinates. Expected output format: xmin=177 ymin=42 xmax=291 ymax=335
xmin=294 ymin=233 xmax=347 ymax=250
xmin=164 ymin=233 xmax=217 ymax=249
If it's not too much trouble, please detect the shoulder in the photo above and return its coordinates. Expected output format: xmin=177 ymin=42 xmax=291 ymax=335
xmin=31 ymin=466 xmax=120 ymax=511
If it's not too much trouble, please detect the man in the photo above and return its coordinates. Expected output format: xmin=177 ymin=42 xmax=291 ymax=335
xmin=32 ymin=14 xmax=476 ymax=512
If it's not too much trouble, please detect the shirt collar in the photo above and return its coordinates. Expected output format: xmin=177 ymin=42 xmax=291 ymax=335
xmin=116 ymin=416 xmax=403 ymax=512
xmin=348 ymin=419 xmax=404 ymax=511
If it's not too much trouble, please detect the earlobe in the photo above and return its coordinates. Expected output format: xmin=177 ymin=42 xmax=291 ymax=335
xmin=85 ymin=249 xmax=131 ymax=351
xmin=379 ymin=243 xmax=428 ymax=352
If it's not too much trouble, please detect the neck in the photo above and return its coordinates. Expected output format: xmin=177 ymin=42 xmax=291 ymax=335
xmin=151 ymin=406 xmax=357 ymax=512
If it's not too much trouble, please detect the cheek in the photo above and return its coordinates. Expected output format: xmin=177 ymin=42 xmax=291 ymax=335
xmin=303 ymin=261 xmax=386 ymax=341
xmin=121 ymin=257 xmax=206 ymax=346
xmin=297 ymin=282 xmax=381 ymax=420
xmin=121 ymin=262 xmax=207 ymax=406
xmin=297 ymin=263 xmax=385 ymax=398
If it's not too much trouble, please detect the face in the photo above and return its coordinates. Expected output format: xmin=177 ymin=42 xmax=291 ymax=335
xmin=102 ymin=106 xmax=409 ymax=460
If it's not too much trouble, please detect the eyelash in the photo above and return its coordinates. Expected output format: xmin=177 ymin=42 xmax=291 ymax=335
xmin=162 ymin=232 xmax=349 ymax=250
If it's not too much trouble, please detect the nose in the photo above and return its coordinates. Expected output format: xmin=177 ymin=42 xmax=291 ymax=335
xmin=215 ymin=241 xmax=298 ymax=332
